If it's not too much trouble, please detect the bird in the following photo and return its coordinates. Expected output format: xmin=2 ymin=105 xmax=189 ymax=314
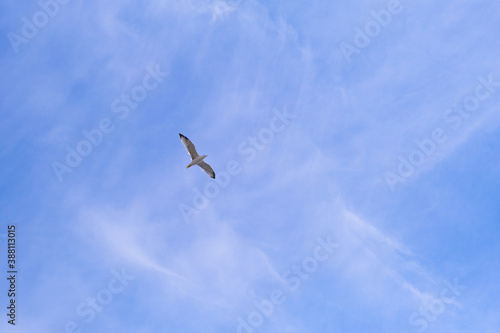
xmin=179 ymin=133 xmax=215 ymax=179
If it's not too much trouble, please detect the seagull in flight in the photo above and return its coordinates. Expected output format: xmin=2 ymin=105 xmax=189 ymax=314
xmin=179 ymin=133 xmax=215 ymax=179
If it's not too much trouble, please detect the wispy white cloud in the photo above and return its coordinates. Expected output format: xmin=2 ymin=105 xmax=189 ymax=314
xmin=1 ymin=0 xmax=500 ymax=332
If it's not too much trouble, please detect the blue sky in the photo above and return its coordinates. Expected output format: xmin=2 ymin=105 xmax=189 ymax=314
xmin=1 ymin=0 xmax=500 ymax=332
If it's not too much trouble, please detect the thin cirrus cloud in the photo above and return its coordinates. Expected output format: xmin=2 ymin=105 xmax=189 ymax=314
xmin=0 ymin=0 xmax=499 ymax=332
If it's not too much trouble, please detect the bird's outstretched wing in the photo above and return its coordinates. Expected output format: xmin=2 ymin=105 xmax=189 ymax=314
xmin=179 ymin=133 xmax=199 ymax=160
xmin=197 ymin=161 xmax=215 ymax=179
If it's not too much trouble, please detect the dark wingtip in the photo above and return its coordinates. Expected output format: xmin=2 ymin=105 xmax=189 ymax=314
xmin=212 ymin=174 xmax=216 ymax=179
xmin=179 ymin=133 xmax=187 ymax=139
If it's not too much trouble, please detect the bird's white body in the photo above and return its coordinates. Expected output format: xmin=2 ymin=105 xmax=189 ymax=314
xmin=186 ymin=155 xmax=207 ymax=168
